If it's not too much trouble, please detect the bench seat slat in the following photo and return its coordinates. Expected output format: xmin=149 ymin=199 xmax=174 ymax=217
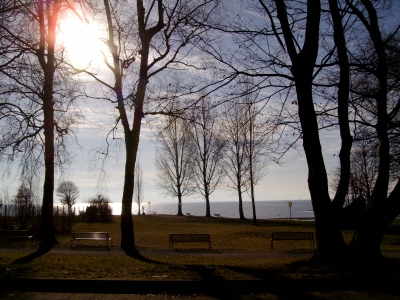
xmin=71 ymin=232 xmax=112 ymax=250
xmin=271 ymin=231 xmax=314 ymax=250
xmin=169 ymin=233 xmax=211 ymax=250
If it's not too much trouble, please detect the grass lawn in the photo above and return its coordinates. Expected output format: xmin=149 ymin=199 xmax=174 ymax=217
xmin=1 ymin=215 xmax=400 ymax=280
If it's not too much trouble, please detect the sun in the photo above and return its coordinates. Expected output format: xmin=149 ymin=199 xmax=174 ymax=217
xmin=58 ymin=11 xmax=105 ymax=68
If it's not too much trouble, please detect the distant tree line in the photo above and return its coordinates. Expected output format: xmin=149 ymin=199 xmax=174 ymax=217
xmin=153 ymin=89 xmax=273 ymax=225
xmin=0 ymin=180 xmax=113 ymax=235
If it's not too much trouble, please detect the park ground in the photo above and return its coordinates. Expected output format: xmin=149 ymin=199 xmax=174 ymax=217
xmin=1 ymin=215 xmax=400 ymax=299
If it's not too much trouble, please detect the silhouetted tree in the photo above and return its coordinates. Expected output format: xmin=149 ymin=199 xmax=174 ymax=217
xmin=56 ymin=180 xmax=79 ymax=231
xmin=155 ymin=110 xmax=195 ymax=216
xmin=134 ymin=160 xmax=144 ymax=215
xmin=78 ymin=0 xmax=219 ymax=255
xmin=220 ymin=100 xmax=249 ymax=220
xmin=0 ymin=0 xmax=82 ymax=253
xmin=188 ymin=96 xmax=225 ymax=217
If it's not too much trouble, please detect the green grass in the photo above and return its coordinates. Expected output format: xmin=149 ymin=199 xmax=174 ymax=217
xmin=1 ymin=215 xmax=400 ymax=280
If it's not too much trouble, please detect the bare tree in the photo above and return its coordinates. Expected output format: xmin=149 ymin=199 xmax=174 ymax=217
xmin=154 ymin=111 xmax=195 ymax=216
xmin=13 ymin=183 xmax=37 ymax=230
xmin=56 ymin=180 xmax=79 ymax=231
xmin=220 ymin=0 xmax=400 ymax=261
xmin=220 ymin=101 xmax=249 ymax=220
xmin=134 ymin=160 xmax=144 ymax=215
xmin=77 ymin=0 xmax=219 ymax=255
xmin=243 ymin=98 xmax=271 ymax=226
xmin=0 ymin=0 xmax=82 ymax=253
xmin=188 ymin=97 xmax=225 ymax=217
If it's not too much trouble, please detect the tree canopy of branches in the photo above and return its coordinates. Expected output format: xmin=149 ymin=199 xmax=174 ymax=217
xmin=199 ymin=0 xmax=400 ymax=263
xmin=220 ymin=101 xmax=250 ymax=220
xmin=243 ymin=99 xmax=271 ymax=226
xmin=57 ymin=181 xmax=79 ymax=208
xmin=0 ymin=0 xmax=81 ymax=253
xmin=154 ymin=111 xmax=195 ymax=216
xmin=56 ymin=180 xmax=79 ymax=232
xmin=78 ymin=0 xmax=219 ymax=255
xmin=188 ymin=97 xmax=225 ymax=217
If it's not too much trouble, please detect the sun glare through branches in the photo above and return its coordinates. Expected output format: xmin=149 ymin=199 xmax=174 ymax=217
xmin=58 ymin=10 xmax=105 ymax=68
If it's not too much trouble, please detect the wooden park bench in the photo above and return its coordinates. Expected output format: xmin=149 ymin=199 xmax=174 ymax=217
xmin=71 ymin=232 xmax=113 ymax=250
xmin=169 ymin=233 xmax=211 ymax=250
xmin=0 ymin=230 xmax=33 ymax=246
xmin=271 ymin=231 xmax=314 ymax=250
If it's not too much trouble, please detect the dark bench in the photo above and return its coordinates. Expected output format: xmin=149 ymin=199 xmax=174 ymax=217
xmin=169 ymin=233 xmax=211 ymax=250
xmin=71 ymin=232 xmax=113 ymax=250
xmin=271 ymin=232 xmax=314 ymax=250
xmin=0 ymin=230 xmax=33 ymax=246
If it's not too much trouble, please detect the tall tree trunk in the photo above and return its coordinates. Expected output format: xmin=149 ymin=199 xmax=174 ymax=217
xmin=347 ymin=0 xmax=393 ymax=260
xmin=205 ymin=193 xmax=211 ymax=217
xmin=120 ymin=0 xmax=163 ymax=255
xmin=39 ymin=93 xmax=58 ymax=251
xmin=120 ymin=83 xmax=144 ymax=255
xmin=295 ymin=82 xmax=346 ymax=260
xmin=237 ymin=184 xmax=246 ymax=220
xmin=250 ymin=179 xmax=257 ymax=225
xmin=37 ymin=0 xmax=61 ymax=253
xmin=204 ymin=171 xmax=211 ymax=217
xmin=328 ymin=0 xmax=353 ymax=211
xmin=177 ymin=190 xmax=183 ymax=216
xmin=276 ymin=0 xmax=346 ymax=261
xmin=120 ymin=131 xmax=137 ymax=255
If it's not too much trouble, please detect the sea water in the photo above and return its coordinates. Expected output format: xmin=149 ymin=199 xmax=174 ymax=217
xmin=75 ymin=200 xmax=314 ymax=219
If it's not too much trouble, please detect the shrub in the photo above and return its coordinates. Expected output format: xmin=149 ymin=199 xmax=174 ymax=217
xmin=85 ymin=194 xmax=113 ymax=222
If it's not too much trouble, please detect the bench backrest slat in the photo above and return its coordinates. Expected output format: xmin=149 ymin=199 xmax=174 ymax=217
xmin=170 ymin=234 xmax=210 ymax=242
xmin=0 ymin=230 xmax=30 ymax=237
xmin=72 ymin=232 xmax=109 ymax=239
xmin=272 ymin=232 xmax=313 ymax=240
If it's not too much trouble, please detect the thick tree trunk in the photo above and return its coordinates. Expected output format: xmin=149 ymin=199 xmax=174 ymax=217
xmin=238 ymin=186 xmax=246 ymax=220
xmin=296 ymin=82 xmax=346 ymax=261
xmin=205 ymin=193 xmax=211 ymax=217
xmin=204 ymin=172 xmax=211 ymax=217
xmin=177 ymin=192 xmax=183 ymax=216
xmin=120 ymin=131 xmax=137 ymax=255
xmin=276 ymin=0 xmax=346 ymax=261
xmin=346 ymin=0 xmax=392 ymax=261
xmin=36 ymin=0 xmax=60 ymax=253
xmin=250 ymin=183 xmax=257 ymax=225
xmin=39 ymin=94 xmax=58 ymax=252
xmin=350 ymin=181 xmax=399 ymax=260
xmin=328 ymin=0 xmax=353 ymax=210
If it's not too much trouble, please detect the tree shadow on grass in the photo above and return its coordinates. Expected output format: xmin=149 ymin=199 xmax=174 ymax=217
xmin=12 ymin=242 xmax=57 ymax=264
xmin=222 ymin=258 xmax=400 ymax=299
xmin=125 ymin=248 xmax=165 ymax=264
xmin=183 ymin=264 xmax=326 ymax=300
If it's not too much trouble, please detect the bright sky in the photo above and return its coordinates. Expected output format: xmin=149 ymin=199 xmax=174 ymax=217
xmin=62 ymin=123 xmax=341 ymax=205
xmin=1 ymin=4 xmax=343 ymax=207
